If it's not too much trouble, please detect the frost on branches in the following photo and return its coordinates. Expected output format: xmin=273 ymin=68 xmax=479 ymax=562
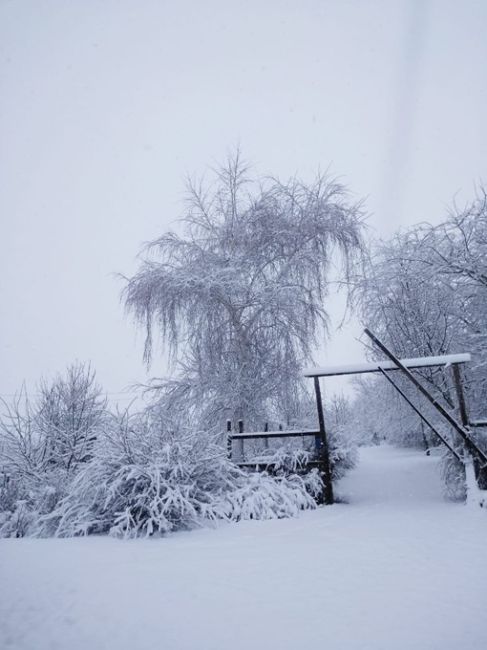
xmin=0 ymin=155 xmax=365 ymax=537
xmin=0 ymin=369 xmax=328 ymax=538
xmin=123 ymin=153 xmax=364 ymax=432
xmin=0 ymin=363 xmax=108 ymax=537
xmin=28 ymin=409 xmax=323 ymax=538
xmin=351 ymin=188 xmax=487 ymax=496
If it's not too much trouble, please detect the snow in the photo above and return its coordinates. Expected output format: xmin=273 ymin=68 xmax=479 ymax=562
xmin=1 ymin=445 xmax=486 ymax=650
xmin=304 ymin=352 xmax=472 ymax=377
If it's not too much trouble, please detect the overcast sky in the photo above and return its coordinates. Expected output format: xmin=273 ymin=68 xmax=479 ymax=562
xmin=1 ymin=0 xmax=486 ymax=402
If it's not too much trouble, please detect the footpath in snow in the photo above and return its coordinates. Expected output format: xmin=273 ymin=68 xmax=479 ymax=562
xmin=1 ymin=445 xmax=486 ymax=650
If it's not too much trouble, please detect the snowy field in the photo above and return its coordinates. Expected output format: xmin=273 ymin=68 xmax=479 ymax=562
xmin=1 ymin=445 xmax=486 ymax=650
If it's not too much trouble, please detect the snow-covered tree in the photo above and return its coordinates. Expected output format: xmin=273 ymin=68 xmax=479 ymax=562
xmin=34 ymin=407 xmax=323 ymax=538
xmin=352 ymin=188 xmax=487 ymax=493
xmin=36 ymin=362 xmax=107 ymax=474
xmin=0 ymin=363 xmax=108 ymax=536
xmin=124 ymin=153 xmax=364 ymax=431
xmin=0 ymin=365 xmax=323 ymax=538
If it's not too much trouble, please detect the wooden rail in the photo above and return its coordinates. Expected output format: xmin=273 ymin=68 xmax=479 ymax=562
xmin=237 ymin=459 xmax=322 ymax=471
xmin=227 ymin=418 xmax=331 ymax=504
xmin=229 ymin=429 xmax=319 ymax=441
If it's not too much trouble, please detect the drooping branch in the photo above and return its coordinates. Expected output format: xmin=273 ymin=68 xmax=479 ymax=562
xmin=123 ymin=156 xmax=365 ymax=425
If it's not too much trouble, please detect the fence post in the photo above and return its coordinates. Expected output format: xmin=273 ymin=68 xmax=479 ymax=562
xmin=264 ymin=422 xmax=269 ymax=450
xmin=238 ymin=419 xmax=244 ymax=462
xmin=226 ymin=420 xmax=232 ymax=459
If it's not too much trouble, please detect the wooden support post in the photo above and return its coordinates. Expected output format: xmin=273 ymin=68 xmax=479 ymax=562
xmin=233 ymin=418 xmax=244 ymax=462
xmin=226 ymin=420 xmax=232 ymax=459
xmin=238 ymin=420 xmax=244 ymax=462
xmin=264 ymin=422 xmax=269 ymax=450
xmin=451 ymin=364 xmax=469 ymax=427
xmin=452 ymin=364 xmax=487 ymax=490
xmin=313 ymin=376 xmax=334 ymax=505
xmin=421 ymin=422 xmax=430 ymax=456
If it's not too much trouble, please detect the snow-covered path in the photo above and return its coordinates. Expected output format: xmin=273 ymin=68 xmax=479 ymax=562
xmin=1 ymin=446 xmax=486 ymax=650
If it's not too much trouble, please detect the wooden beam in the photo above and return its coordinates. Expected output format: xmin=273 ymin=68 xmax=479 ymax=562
xmin=469 ymin=420 xmax=487 ymax=428
xmin=237 ymin=460 xmax=322 ymax=470
xmin=230 ymin=429 xmax=319 ymax=440
xmin=304 ymin=353 xmax=471 ymax=378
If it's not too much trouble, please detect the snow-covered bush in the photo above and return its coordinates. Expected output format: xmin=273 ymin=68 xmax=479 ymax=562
xmin=0 ymin=364 xmax=338 ymax=538
xmin=245 ymin=444 xmax=313 ymax=473
xmin=0 ymin=470 xmax=68 ymax=537
xmin=0 ymin=500 xmax=34 ymax=538
xmin=34 ymin=409 xmax=321 ymax=538
xmin=0 ymin=364 xmax=108 ymax=537
xmin=441 ymin=451 xmax=467 ymax=502
xmin=329 ymin=425 xmax=358 ymax=480
xmin=223 ymin=470 xmax=321 ymax=521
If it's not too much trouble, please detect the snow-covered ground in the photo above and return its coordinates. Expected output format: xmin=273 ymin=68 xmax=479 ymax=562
xmin=1 ymin=445 xmax=486 ymax=650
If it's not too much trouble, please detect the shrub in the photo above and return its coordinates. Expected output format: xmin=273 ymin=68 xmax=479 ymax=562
xmin=34 ymin=411 xmax=321 ymax=538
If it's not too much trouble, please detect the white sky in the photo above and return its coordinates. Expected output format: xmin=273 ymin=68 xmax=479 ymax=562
xmin=1 ymin=0 xmax=486 ymax=402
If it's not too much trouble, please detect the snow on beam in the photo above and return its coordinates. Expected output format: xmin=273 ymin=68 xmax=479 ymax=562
xmin=230 ymin=429 xmax=320 ymax=440
xmin=303 ymin=353 xmax=471 ymax=378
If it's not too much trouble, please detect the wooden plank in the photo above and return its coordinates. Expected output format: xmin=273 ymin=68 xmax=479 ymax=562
xmin=230 ymin=429 xmax=319 ymax=440
xmin=236 ymin=460 xmax=322 ymax=470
